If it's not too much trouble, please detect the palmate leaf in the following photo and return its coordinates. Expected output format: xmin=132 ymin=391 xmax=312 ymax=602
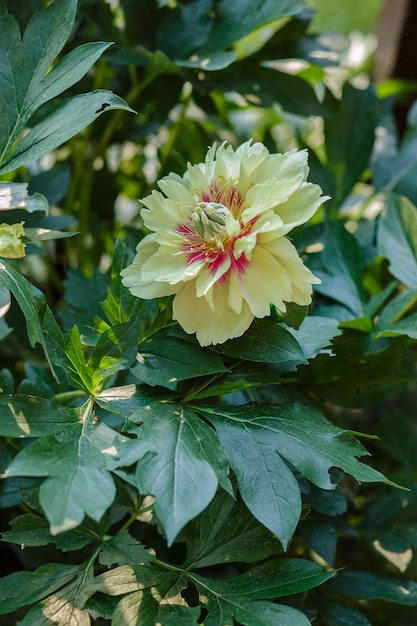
xmin=0 ymin=0 xmax=134 ymax=173
xmin=196 ymin=402 xmax=393 ymax=547
xmin=125 ymin=403 xmax=232 ymax=545
xmin=4 ymin=401 xmax=139 ymax=534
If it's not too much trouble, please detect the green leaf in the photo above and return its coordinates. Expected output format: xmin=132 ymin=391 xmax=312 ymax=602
xmin=185 ymin=492 xmax=283 ymax=568
xmin=0 ymin=261 xmax=64 ymax=380
xmin=0 ymin=0 xmax=77 ymax=159
xmin=101 ymin=239 xmax=146 ymax=325
xmin=311 ymin=221 xmax=366 ymax=318
xmin=204 ymin=65 xmax=323 ymax=116
xmin=131 ymin=336 xmax=228 ymax=387
xmin=299 ymin=522 xmax=337 ymax=566
xmin=1 ymin=514 xmax=92 ymax=551
xmin=4 ymin=402 xmax=126 ymax=533
xmin=87 ymin=564 xmax=176 ymax=597
xmin=0 ymin=182 xmax=48 ymax=213
xmin=377 ymin=194 xmax=417 ymax=287
xmin=320 ymin=84 xmax=382 ymax=209
xmin=0 ymin=562 xmax=81 ymax=614
xmin=192 ymin=557 xmax=334 ymax=601
xmin=201 ymin=408 xmax=301 ymax=550
xmin=215 ymin=318 xmax=306 ymax=366
xmin=232 ymin=600 xmax=311 ymax=626
xmin=127 ymin=403 xmax=231 ymax=545
xmin=204 ymin=0 xmax=304 ymax=54
xmin=60 ymin=267 xmax=110 ymax=334
xmin=0 ymin=0 xmax=133 ymax=172
xmin=328 ymin=571 xmax=417 ymax=606
xmin=99 ymin=530 xmax=155 ymax=567
xmin=64 ymin=325 xmax=94 ymax=392
xmin=19 ymin=565 xmax=93 ymax=625
xmin=89 ymin=320 xmax=139 ymax=389
xmin=317 ymin=599 xmax=371 ymax=626
xmin=308 ymin=337 xmax=414 ymax=408
xmin=0 ymin=90 xmax=135 ymax=174
xmin=199 ymin=403 xmax=391 ymax=492
xmin=0 ymin=394 xmax=80 ymax=438
xmin=286 ymin=316 xmax=342 ymax=359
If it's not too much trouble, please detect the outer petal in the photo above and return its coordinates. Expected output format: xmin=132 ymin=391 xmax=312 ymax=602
xmin=271 ymin=183 xmax=330 ymax=237
xmin=239 ymin=246 xmax=293 ymax=316
xmin=120 ymin=235 xmax=180 ymax=298
xmin=262 ymin=236 xmax=320 ymax=305
xmin=173 ymin=280 xmax=253 ymax=346
xmin=140 ymin=191 xmax=186 ymax=232
xmin=157 ymin=175 xmax=196 ymax=206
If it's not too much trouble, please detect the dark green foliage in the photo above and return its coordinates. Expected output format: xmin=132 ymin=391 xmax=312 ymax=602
xmin=1 ymin=0 xmax=417 ymax=625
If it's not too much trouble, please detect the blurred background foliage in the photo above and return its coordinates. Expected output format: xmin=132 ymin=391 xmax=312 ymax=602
xmin=3 ymin=0 xmax=417 ymax=624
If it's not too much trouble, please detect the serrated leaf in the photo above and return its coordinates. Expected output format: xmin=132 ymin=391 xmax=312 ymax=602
xmin=99 ymin=530 xmax=155 ymax=567
xmin=131 ymin=336 xmax=228 ymax=387
xmin=4 ymin=402 xmax=124 ymax=534
xmin=0 ymin=182 xmax=48 ymax=213
xmin=0 ymin=562 xmax=81 ymax=614
xmin=127 ymin=403 xmax=231 ymax=545
xmin=377 ymin=194 xmax=417 ymax=286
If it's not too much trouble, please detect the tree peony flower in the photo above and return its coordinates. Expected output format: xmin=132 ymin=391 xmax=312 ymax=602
xmin=121 ymin=141 xmax=328 ymax=346
xmin=0 ymin=222 xmax=26 ymax=259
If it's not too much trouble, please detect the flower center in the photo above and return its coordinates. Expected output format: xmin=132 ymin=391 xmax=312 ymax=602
xmin=192 ymin=202 xmax=240 ymax=247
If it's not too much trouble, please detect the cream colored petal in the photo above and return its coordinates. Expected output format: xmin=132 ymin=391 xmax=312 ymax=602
xmin=239 ymin=149 xmax=308 ymax=195
xmin=140 ymin=249 xmax=204 ymax=284
xmin=271 ymin=183 xmax=329 ymax=237
xmin=140 ymin=191 xmax=185 ymax=232
xmin=262 ymin=236 xmax=320 ymax=305
xmin=173 ymin=280 xmax=253 ymax=346
xmin=243 ymin=177 xmax=304 ymax=221
xmin=239 ymin=246 xmax=293 ymax=316
xmin=157 ymin=175 xmax=195 ymax=206
xmin=195 ymin=255 xmax=231 ymax=298
xmin=227 ymin=271 xmax=243 ymax=314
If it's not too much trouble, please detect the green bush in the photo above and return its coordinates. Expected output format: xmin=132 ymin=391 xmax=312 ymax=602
xmin=1 ymin=1 xmax=417 ymax=624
